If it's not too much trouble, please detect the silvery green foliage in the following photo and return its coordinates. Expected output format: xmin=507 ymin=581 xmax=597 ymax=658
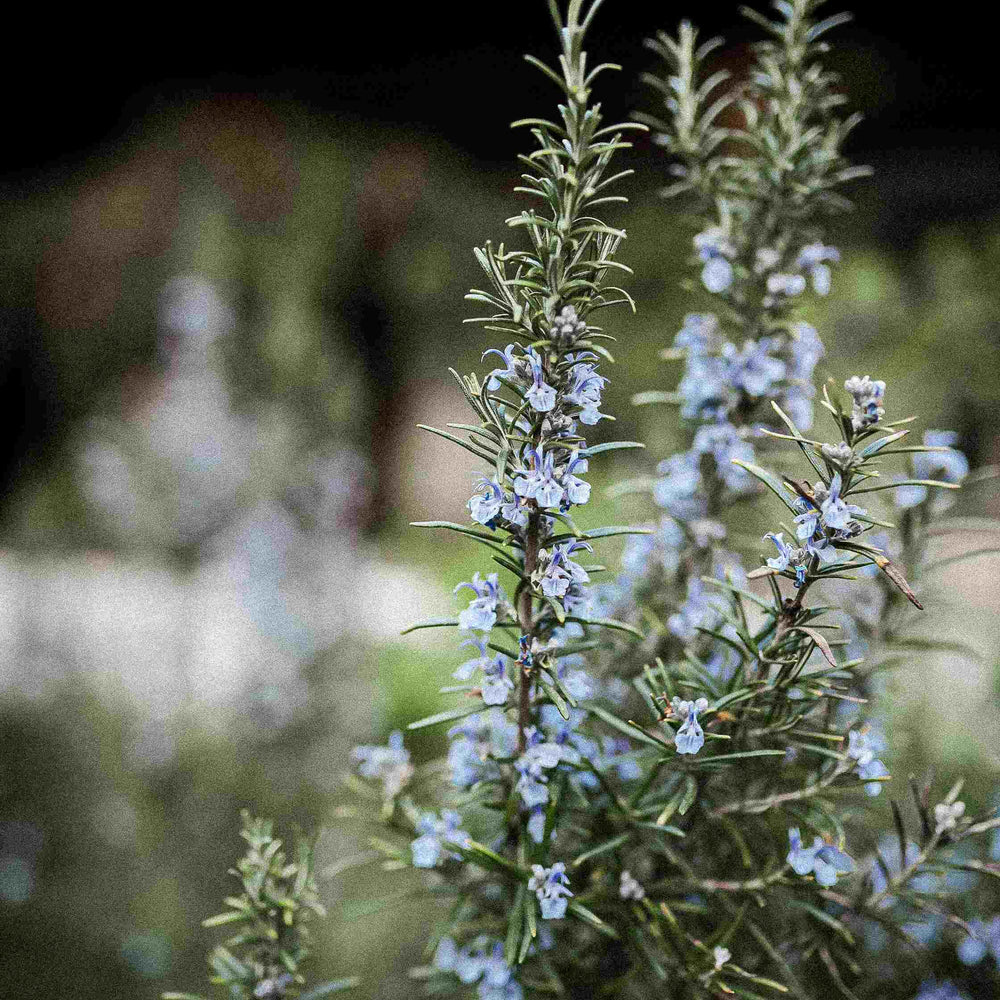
xmin=162 ymin=812 xmax=353 ymax=1000
xmin=344 ymin=3 xmax=1000 ymax=1000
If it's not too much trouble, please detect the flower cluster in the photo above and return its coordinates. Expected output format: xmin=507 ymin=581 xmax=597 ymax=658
xmin=787 ymin=827 xmax=856 ymax=887
xmin=847 ymin=726 xmax=890 ymax=796
xmin=433 ymin=938 xmax=523 ymax=1000
xmin=528 ymin=862 xmax=573 ymax=919
xmin=349 ymin=730 xmax=413 ymax=800
xmin=411 ymin=810 xmax=471 ymax=869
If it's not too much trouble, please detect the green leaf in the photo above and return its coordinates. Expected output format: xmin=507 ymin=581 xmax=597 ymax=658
xmin=410 ymin=520 xmax=503 ymax=542
xmin=677 ymin=775 xmax=698 ymax=816
xmin=584 ymin=525 xmax=655 ymax=541
xmin=632 ymin=390 xmax=682 ymax=406
xmin=299 ymin=980 xmax=362 ymax=999
xmin=790 ymin=627 xmax=838 ymax=668
xmin=694 ymin=750 xmax=787 ymax=765
xmin=858 ymin=429 xmax=909 ymax=458
xmin=505 ymin=883 xmax=526 ymax=967
xmin=407 ymin=705 xmax=482 ymax=730
xmin=568 ymin=901 xmax=619 ymax=938
xmin=579 ymin=441 xmax=646 ymax=457
xmin=572 ymin=832 xmax=631 ymax=867
xmin=417 ymin=424 xmax=497 ymax=464
xmin=540 ymin=679 xmax=571 ymax=720
xmin=849 ymin=478 xmax=960 ymax=495
xmin=587 ymin=704 xmax=672 ymax=750
xmin=400 ymin=617 xmax=459 ymax=635
xmin=787 ymin=900 xmax=854 ymax=945
xmin=201 ymin=910 xmax=246 ymax=927
xmin=566 ymin=615 xmax=645 ymax=638
xmin=730 ymin=459 xmax=798 ymax=513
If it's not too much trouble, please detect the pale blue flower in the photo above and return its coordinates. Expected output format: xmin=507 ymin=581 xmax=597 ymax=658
xmin=723 ymin=337 xmax=786 ymax=396
xmin=469 ymin=477 xmax=505 ymax=526
xmin=786 ymin=828 xmax=854 ymax=886
xmin=692 ymin=422 xmax=756 ymax=493
xmin=482 ymin=345 xmax=522 ymax=391
xmin=561 ymin=451 xmax=591 ymax=506
xmin=957 ymin=915 xmax=1000 ymax=966
xmin=525 ymin=350 xmax=557 ymax=412
xmin=654 ymin=451 xmax=706 ymax=521
xmin=795 ymin=243 xmax=840 ymax=295
xmin=672 ymin=697 xmax=709 ymax=755
xmin=677 ymin=354 xmax=736 ymax=421
xmin=456 ymin=572 xmax=502 ymax=631
xmin=539 ymin=540 xmax=591 ymax=599
xmin=694 ymin=227 xmax=736 ymax=293
xmin=702 ymin=256 xmax=734 ymax=293
xmin=527 ymin=807 xmax=547 ymax=844
xmin=766 ymin=271 xmax=806 ymax=297
xmin=788 ymin=321 xmax=825 ymax=379
xmin=412 ymin=810 xmax=471 ymax=868
xmin=914 ymin=430 xmax=968 ymax=482
xmin=913 ymin=979 xmax=970 ymax=1000
xmin=565 ymin=361 xmax=609 ymax=424
xmin=820 ymin=473 xmax=867 ymax=530
xmin=528 ymin=862 xmax=573 ymax=919
xmin=350 ymin=729 xmax=413 ymax=798
xmin=514 ymin=446 xmax=564 ymax=509
xmin=668 ymin=578 xmax=724 ymax=640
xmin=673 ymin=313 xmax=721 ymax=354
xmin=764 ymin=532 xmax=806 ymax=587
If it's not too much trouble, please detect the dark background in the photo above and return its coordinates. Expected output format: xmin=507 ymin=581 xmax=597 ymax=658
xmin=5 ymin=5 xmax=996 ymax=176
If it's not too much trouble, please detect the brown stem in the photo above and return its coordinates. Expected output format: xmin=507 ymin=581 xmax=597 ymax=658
xmin=517 ymin=511 xmax=541 ymax=754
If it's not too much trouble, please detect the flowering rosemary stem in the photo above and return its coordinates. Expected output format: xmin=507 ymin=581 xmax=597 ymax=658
xmin=517 ymin=511 xmax=541 ymax=754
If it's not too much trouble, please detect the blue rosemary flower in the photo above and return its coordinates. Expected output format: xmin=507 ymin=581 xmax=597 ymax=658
xmin=456 ymin=572 xmax=502 ymax=631
xmin=412 ymin=810 xmax=471 ymax=868
xmin=786 ymin=828 xmax=855 ymax=887
xmin=565 ymin=359 xmax=609 ymax=424
xmin=764 ymin=532 xmax=807 ymax=587
xmin=654 ymin=451 xmax=707 ymax=521
xmin=538 ymin=540 xmax=592 ymax=599
xmin=817 ymin=473 xmax=867 ymax=531
xmin=723 ymin=338 xmax=786 ymax=397
xmin=694 ymin=226 xmax=735 ymax=293
xmin=671 ymin=696 xmax=709 ymax=755
xmin=525 ymin=349 xmax=557 ymax=413
xmin=468 ymin=477 xmax=505 ymax=526
xmin=957 ymin=915 xmax=1000 ymax=967
xmin=847 ymin=726 xmax=889 ymax=796
xmin=561 ymin=451 xmax=591 ymax=506
xmin=514 ymin=729 xmax=563 ymax=807
xmin=844 ymin=375 xmax=886 ymax=432
xmin=514 ymin=445 xmax=565 ymax=509
xmin=673 ymin=312 xmax=721 ymax=354
xmin=453 ymin=639 xmax=513 ymax=706
xmin=528 ymin=862 xmax=573 ymax=919
xmin=483 ymin=344 xmax=522 ymax=390
xmin=434 ymin=938 xmax=523 ymax=1000
xmin=795 ymin=243 xmax=840 ymax=295
xmin=350 ymin=730 xmax=414 ymax=799
xmin=913 ymin=980 xmax=970 ymax=1000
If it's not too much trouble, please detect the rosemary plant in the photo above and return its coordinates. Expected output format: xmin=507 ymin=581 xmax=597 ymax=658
xmin=162 ymin=811 xmax=352 ymax=1000
xmin=343 ymin=2 xmax=1000 ymax=999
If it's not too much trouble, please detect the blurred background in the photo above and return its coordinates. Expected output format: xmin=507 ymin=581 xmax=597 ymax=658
xmin=1 ymin=3 xmax=999 ymax=997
